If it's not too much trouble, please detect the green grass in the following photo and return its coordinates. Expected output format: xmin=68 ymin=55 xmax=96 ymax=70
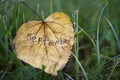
xmin=0 ymin=0 xmax=120 ymax=80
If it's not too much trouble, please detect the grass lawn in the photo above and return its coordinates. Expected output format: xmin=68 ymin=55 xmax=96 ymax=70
xmin=0 ymin=0 xmax=120 ymax=80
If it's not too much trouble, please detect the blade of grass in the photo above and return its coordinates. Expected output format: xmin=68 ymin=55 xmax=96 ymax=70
xmin=107 ymin=61 xmax=118 ymax=80
xmin=15 ymin=3 xmax=20 ymax=30
xmin=21 ymin=3 xmax=25 ymax=22
xmin=96 ymin=2 xmax=108 ymax=66
xmin=2 ymin=15 xmax=8 ymax=58
xmin=71 ymin=52 xmax=88 ymax=80
xmin=63 ymin=72 xmax=74 ymax=80
xmin=59 ymin=72 xmax=64 ymax=80
xmin=36 ymin=3 xmax=40 ymax=20
xmin=105 ymin=17 xmax=120 ymax=51
xmin=73 ymin=10 xmax=79 ymax=80
xmin=50 ymin=0 xmax=53 ymax=14
xmin=76 ymin=28 xmax=96 ymax=48
xmin=0 ymin=70 xmax=7 ymax=80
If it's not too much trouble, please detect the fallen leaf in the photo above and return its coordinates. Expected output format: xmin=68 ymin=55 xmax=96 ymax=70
xmin=13 ymin=12 xmax=74 ymax=75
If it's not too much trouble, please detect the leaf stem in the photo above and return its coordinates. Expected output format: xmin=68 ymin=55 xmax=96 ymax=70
xmin=19 ymin=1 xmax=44 ymax=21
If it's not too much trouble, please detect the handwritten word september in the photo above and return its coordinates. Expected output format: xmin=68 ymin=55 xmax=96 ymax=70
xmin=27 ymin=34 xmax=71 ymax=46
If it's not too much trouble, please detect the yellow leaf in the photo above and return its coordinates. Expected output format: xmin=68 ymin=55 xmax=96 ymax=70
xmin=13 ymin=12 xmax=74 ymax=75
